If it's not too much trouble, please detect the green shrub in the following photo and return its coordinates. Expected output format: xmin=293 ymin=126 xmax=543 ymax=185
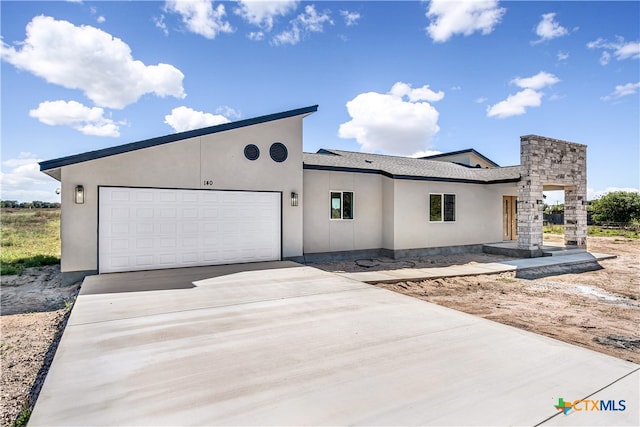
xmin=590 ymin=191 xmax=640 ymax=224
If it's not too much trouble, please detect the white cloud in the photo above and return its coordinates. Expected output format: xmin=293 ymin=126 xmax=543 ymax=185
xmin=248 ymin=31 xmax=264 ymax=41
xmin=389 ymin=81 xmax=445 ymax=102
xmin=164 ymin=106 xmax=231 ymax=132
xmin=486 ymin=88 xmax=543 ymax=118
xmin=557 ymin=51 xmax=569 ymax=61
xmin=2 ymin=152 xmax=40 ymax=169
xmin=425 ymin=0 xmax=506 ymax=43
xmin=96 ymin=15 xmax=106 ymax=24
xmin=487 ymin=71 xmax=559 ymax=118
xmin=272 ymin=28 xmax=300 ymax=45
xmin=475 ymin=96 xmax=488 ymax=104
xmin=511 ymin=71 xmax=560 ymax=90
xmin=272 ymin=5 xmax=332 ymax=46
xmin=532 ymin=12 xmax=567 ymax=44
xmin=616 ymin=41 xmax=640 ymax=60
xmin=154 ymin=14 xmax=169 ymax=36
xmin=587 ymin=37 xmax=640 ymax=65
xmin=601 ymin=81 xmax=640 ymax=101
xmin=164 ymin=0 xmax=233 ymax=39
xmin=235 ymin=0 xmax=298 ymax=31
xmin=338 ymin=82 xmax=444 ymax=156
xmin=411 ymin=150 xmax=443 ymax=158
xmin=29 ymin=100 xmax=120 ymax=137
xmin=0 ymin=16 xmax=185 ymax=109
xmin=340 ymin=10 xmax=361 ymax=26
xmin=215 ymin=105 xmax=241 ymax=120
xmin=296 ymin=5 xmax=332 ymax=32
xmin=0 ymin=153 xmax=60 ymax=202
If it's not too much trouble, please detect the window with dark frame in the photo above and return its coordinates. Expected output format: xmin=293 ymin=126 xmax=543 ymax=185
xmin=429 ymin=193 xmax=456 ymax=222
xmin=330 ymin=191 xmax=353 ymax=220
xmin=429 ymin=194 xmax=442 ymax=222
xmin=444 ymin=194 xmax=456 ymax=222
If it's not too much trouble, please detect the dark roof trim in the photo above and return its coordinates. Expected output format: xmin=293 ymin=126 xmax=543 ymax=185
xmin=40 ymin=105 xmax=318 ymax=171
xmin=423 ymin=148 xmax=500 ymax=167
xmin=316 ymin=148 xmax=339 ymax=155
xmin=303 ymin=164 xmax=521 ymax=184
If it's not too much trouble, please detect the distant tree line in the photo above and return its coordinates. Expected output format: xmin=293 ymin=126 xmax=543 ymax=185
xmin=589 ymin=191 xmax=640 ymax=224
xmin=544 ymin=191 xmax=640 ymax=225
xmin=1 ymin=200 xmax=61 ymax=209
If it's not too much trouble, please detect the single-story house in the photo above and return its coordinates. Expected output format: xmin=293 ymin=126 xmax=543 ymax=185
xmin=40 ymin=105 xmax=588 ymax=284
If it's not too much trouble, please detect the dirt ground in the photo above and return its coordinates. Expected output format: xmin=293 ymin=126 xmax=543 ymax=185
xmin=313 ymin=235 xmax=640 ymax=364
xmin=0 ymin=266 xmax=80 ymax=427
xmin=0 ymin=236 xmax=637 ymax=425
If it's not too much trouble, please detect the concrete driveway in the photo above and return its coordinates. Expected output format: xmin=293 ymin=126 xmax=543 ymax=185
xmin=30 ymin=262 xmax=638 ymax=426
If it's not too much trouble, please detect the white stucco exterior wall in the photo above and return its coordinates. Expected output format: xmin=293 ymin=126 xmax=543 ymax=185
xmin=302 ymin=170 xmax=383 ymax=253
xmin=303 ymin=170 xmax=518 ymax=254
xmin=58 ymin=116 xmax=305 ymax=274
xmin=391 ymin=181 xmax=517 ymax=250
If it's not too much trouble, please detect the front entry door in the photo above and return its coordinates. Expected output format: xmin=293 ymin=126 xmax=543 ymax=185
xmin=503 ymin=196 xmax=518 ymax=240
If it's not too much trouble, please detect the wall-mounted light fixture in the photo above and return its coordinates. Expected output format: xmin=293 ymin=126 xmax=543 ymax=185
xmin=75 ymin=185 xmax=85 ymax=204
xmin=291 ymin=192 xmax=298 ymax=207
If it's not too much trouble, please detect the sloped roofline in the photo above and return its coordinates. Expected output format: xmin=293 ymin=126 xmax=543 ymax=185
xmin=303 ymin=149 xmax=521 ymax=184
xmin=40 ymin=105 xmax=318 ymax=171
xmin=422 ymin=148 xmax=500 ymax=167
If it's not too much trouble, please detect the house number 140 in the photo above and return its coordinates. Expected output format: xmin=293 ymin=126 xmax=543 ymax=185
xmin=203 ymin=180 xmax=214 ymax=186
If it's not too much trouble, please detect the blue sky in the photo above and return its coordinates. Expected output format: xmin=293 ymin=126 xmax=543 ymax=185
xmin=1 ymin=1 xmax=638 ymax=203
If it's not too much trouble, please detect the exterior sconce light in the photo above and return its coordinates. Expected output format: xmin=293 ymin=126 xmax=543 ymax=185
xmin=75 ymin=185 xmax=85 ymax=204
xmin=291 ymin=192 xmax=298 ymax=207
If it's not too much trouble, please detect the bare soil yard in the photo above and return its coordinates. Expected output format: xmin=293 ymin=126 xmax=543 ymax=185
xmin=314 ymin=235 xmax=640 ymax=364
xmin=1 ymin=266 xmax=80 ymax=427
xmin=0 ymin=235 xmax=637 ymax=425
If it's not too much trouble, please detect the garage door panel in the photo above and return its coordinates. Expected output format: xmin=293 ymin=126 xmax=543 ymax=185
xmin=99 ymin=187 xmax=281 ymax=273
xmin=135 ymin=223 xmax=152 ymax=234
xmin=136 ymin=208 xmax=153 ymax=218
xmin=137 ymin=239 xmax=153 ymax=249
xmin=134 ymin=191 xmax=154 ymax=202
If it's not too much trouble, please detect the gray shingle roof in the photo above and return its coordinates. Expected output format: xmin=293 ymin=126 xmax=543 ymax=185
xmin=303 ymin=149 xmax=521 ymax=183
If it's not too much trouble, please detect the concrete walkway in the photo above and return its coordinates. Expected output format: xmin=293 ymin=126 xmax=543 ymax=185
xmin=30 ymin=261 xmax=637 ymax=426
xmin=337 ymin=251 xmax=616 ymax=283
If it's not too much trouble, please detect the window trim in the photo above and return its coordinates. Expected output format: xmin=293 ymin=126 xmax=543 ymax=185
xmin=330 ymin=191 xmax=354 ymax=220
xmin=429 ymin=193 xmax=456 ymax=223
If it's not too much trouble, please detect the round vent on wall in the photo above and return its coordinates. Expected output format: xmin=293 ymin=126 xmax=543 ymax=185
xmin=244 ymin=144 xmax=260 ymax=161
xmin=269 ymin=142 xmax=288 ymax=163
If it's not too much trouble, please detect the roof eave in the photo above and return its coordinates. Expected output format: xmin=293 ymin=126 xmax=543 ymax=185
xmin=423 ymin=148 xmax=500 ymax=168
xmin=303 ymin=163 xmax=521 ymax=184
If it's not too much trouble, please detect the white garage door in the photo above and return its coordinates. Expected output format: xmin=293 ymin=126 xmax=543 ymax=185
xmin=99 ymin=187 xmax=281 ymax=273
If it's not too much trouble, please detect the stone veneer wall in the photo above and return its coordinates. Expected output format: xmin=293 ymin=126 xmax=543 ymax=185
xmin=518 ymin=135 xmax=587 ymax=249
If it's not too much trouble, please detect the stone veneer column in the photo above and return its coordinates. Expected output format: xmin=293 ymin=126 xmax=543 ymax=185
xmin=518 ymin=135 xmax=587 ymax=251
xmin=564 ymin=186 xmax=587 ymax=247
xmin=518 ymin=137 xmax=544 ymax=250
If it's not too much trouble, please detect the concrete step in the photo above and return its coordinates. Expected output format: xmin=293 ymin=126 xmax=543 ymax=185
xmin=542 ymin=248 xmax=587 ymax=257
